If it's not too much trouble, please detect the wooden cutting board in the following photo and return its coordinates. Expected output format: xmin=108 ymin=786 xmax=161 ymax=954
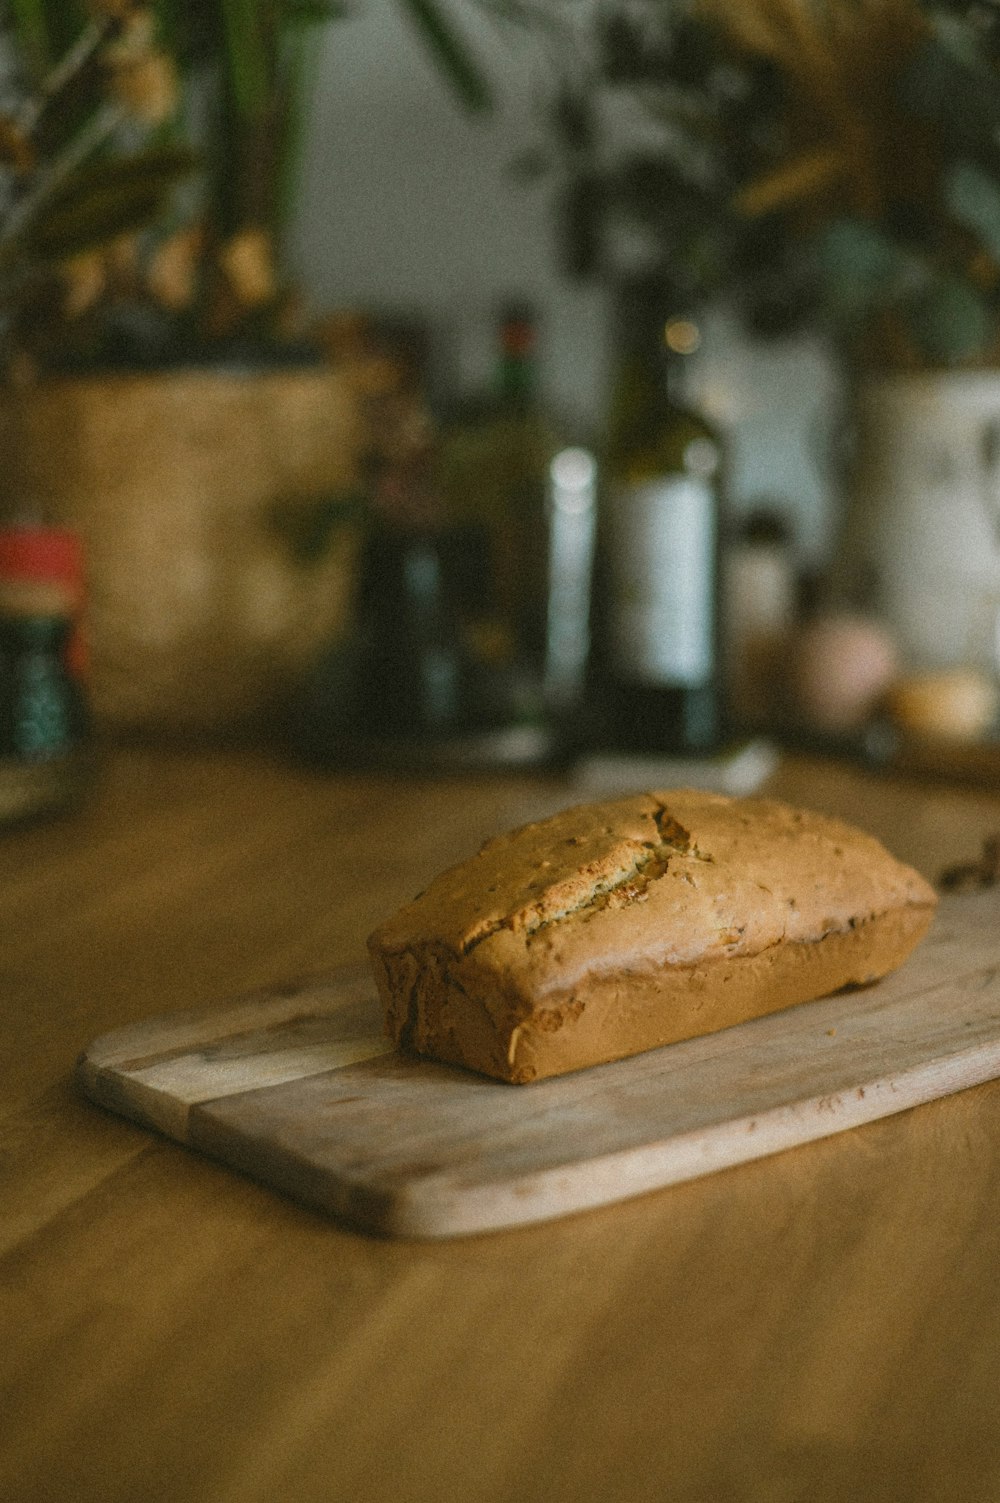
xmin=78 ymin=886 xmax=1000 ymax=1239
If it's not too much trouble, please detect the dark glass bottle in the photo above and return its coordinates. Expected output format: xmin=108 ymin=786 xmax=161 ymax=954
xmin=290 ymin=308 xmax=597 ymax=771
xmin=434 ymin=303 xmax=597 ymax=762
xmin=590 ymin=279 xmax=724 ymax=753
xmin=288 ymin=322 xmax=474 ymax=765
xmin=435 ymin=305 xmax=551 ymax=716
xmin=351 ymin=519 xmax=466 ymax=740
xmin=0 ymin=525 xmax=91 ymax=826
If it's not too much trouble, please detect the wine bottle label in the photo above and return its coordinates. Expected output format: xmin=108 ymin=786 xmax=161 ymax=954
xmin=608 ymin=475 xmax=715 ymax=686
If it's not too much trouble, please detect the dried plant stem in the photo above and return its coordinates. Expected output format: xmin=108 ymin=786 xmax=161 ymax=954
xmin=699 ymin=0 xmax=927 ymax=222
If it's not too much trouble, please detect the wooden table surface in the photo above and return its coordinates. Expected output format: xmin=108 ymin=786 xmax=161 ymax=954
xmin=4 ymin=743 xmax=1000 ymax=1503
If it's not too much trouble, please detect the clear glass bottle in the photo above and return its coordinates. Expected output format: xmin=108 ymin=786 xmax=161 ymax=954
xmin=590 ymin=278 xmax=724 ymax=753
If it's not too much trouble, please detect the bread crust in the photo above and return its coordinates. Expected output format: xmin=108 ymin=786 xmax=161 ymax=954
xmin=367 ymin=790 xmax=938 ymax=1083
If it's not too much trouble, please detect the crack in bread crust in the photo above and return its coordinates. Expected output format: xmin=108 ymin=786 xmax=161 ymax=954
xmin=459 ymin=803 xmax=692 ymax=958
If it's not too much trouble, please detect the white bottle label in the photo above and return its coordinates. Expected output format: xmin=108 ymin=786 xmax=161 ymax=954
xmin=608 ymin=475 xmax=715 ymax=685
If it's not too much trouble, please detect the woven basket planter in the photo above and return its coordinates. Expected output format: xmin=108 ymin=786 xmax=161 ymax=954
xmin=0 ymin=365 xmax=363 ymax=737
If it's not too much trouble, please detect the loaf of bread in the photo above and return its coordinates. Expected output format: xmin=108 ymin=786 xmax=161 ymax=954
xmin=367 ymin=790 xmax=938 ymax=1084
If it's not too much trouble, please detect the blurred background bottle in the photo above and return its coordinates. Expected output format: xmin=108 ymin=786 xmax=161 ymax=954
xmin=0 ymin=524 xmax=92 ymax=827
xmin=721 ymin=504 xmax=797 ymax=732
xmin=289 ymin=305 xmax=596 ymax=769
xmin=288 ymin=314 xmax=470 ymax=762
xmin=427 ymin=300 xmax=597 ymax=764
xmin=588 ymin=277 xmax=724 ymax=754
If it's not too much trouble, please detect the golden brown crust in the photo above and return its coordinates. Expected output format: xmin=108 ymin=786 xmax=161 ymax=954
xmin=367 ymin=790 xmax=938 ymax=1083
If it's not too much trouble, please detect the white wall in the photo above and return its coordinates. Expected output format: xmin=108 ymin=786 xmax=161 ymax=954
xmin=289 ymin=0 xmax=841 ymax=563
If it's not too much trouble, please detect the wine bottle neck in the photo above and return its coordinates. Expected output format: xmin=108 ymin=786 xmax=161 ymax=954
xmin=614 ymin=281 xmax=699 ymax=405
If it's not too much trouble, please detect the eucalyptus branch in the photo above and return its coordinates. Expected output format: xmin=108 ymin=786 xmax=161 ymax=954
xmin=17 ymin=18 xmax=116 ymax=136
xmin=0 ymin=100 xmax=125 ymax=256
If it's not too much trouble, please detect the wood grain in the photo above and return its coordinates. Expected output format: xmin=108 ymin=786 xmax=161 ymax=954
xmin=77 ymin=886 xmax=1000 ymax=1237
xmin=5 ymin=745 xmax=1000 ymax=1502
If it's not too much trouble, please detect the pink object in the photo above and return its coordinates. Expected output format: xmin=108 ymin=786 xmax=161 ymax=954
xmin=793 ymin=614 xmax=899 ymax=733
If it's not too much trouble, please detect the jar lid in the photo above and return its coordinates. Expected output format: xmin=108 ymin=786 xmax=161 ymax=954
xmin=0 ymin=525 xmax=83 ymax=586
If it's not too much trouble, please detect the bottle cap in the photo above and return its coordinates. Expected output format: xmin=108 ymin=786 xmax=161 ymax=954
xmin=0 ymin=525 xmax=88 ymax=675
xmin=0 ymin=525 xmax=83 ymax=588
xmin=499 ymin=302 xmax=537 ymax=356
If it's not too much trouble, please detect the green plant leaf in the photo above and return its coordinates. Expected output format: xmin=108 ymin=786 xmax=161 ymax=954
xmin=6 ymin=0 xmax=54 ymax=78
xmin=945 ymin=159 xmax=1000 ymax=262
xmin=396 ymin=0 xmax=493 ymax=113
xmin=275 ymin=16 xmax=324 ymax=239
xmin=905 ymin=273 xmax=992 ymax=365
xmin=153 ymin=0 xmax=225 ymax=67
xmin=898 ymin=22 xmax=1000 ymax=161
xmin=24 ymin=185 xmax=168 ymax=260
xmin=817 ymin=217 xmax=902 ymax=321
xmin=928 ymin=11 xmax=993 ymax=78
xmin=21 ymin=144 xmax=198 ymax=260
xmin=40 ymin=142 xmax=200 ymax=210
xmin=218 ymin=0 xmax=273 ymax=120
xmin=284 ymin=0 xmax=350 ymax=19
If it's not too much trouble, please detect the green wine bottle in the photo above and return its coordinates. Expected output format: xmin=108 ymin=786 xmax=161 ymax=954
xmin=592 ymin=278 xmax=724 ymax=753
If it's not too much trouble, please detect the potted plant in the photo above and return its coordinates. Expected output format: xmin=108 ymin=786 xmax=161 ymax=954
xmin=0 ymin=2 xmax=194 ymax=373
xmin=522 ymin=0 xmax=1000 ymax=679
xmin=0 ymin=0 xmax=494 ymax=738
